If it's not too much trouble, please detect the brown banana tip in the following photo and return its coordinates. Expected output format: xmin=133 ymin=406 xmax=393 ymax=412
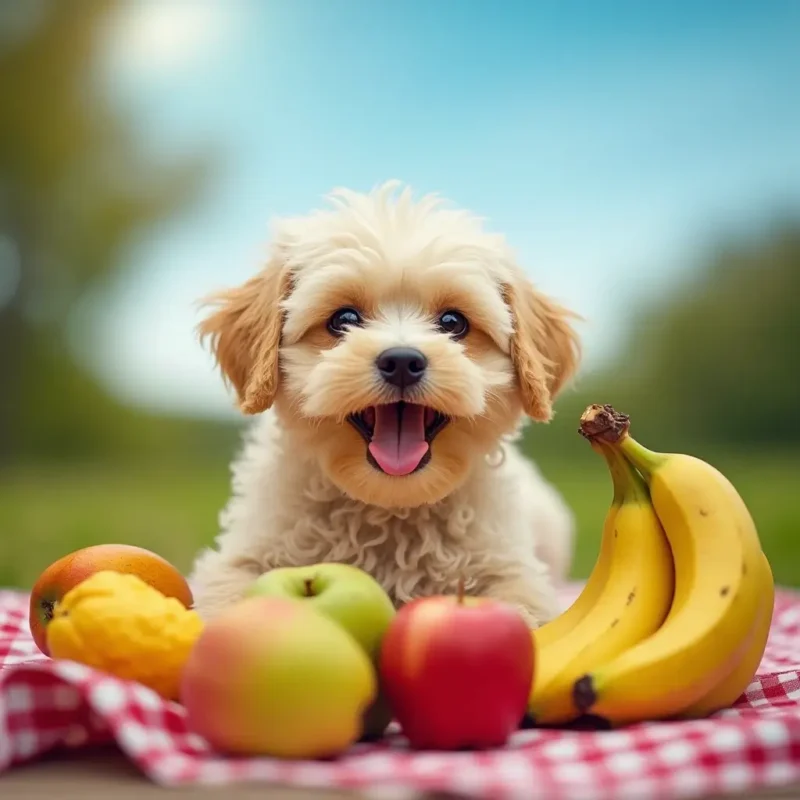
xmin=520 ymin=713 xmax=537 ymax=729
xmin=573 ymin=714 xmax=613 ymax=732
xmin=573 ymin=675 xmax=597 ymax=714
xmin=578 ymin=404 xmax=631 ymax=444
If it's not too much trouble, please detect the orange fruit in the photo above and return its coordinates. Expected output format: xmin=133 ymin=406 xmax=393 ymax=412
xmin=30 ymin=544 xmax=193 ymax=655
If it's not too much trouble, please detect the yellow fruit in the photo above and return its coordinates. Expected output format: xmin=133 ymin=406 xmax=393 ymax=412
xmin=30 ymin=543 xmax=193 ymax=656
xmin=573 ymin=405 xmax=768 ymax=725
xmin=532 ymin=445 xmax=618 ymax=650
xmin=46 ymin=570 xmax=204 ymax=700
xmin=679 ymin=551 xmax=775 ymax=718
xmin=528 ymin=440 xmax=674 ymax=725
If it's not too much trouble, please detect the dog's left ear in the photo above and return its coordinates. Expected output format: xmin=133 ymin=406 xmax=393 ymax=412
xmin=198 ymin=252 xmax=292 ymax=415
xmin=503 ymin=277 xmax=582 ymax=422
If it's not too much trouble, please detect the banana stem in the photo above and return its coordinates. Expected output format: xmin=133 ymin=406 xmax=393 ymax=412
xmin=618 ymin=435 xmax=667 ymax=480
xmin=590 ymin=441 xmax=625 ymax=506
xmin=597 ymin=440 xmax=650 ymax=504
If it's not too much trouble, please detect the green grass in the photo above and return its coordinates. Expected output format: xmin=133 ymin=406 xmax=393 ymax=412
xmin=1 ymin=450 xmax=799 ymax=592
xmin=0 ymin=462 xmax=230 ymax=589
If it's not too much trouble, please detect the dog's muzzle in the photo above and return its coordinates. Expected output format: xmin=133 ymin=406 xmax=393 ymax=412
xmin=348 ymin=402 xmax=449 ymax=476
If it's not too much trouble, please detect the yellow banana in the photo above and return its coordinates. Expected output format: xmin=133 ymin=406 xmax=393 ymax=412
xmin=679 ymin=551 xmax=774 ymax=718
xmin=533 ymin=458 xmax=619 ymax=650
xmin=573 ymin=405 xmax=768 ymax=725
xmin=528 ymin=441 xmax=674 ymax=725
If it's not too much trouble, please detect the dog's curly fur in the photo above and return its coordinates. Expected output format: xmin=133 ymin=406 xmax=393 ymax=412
xmin=189 ymin=181 xmax=581 ymax=627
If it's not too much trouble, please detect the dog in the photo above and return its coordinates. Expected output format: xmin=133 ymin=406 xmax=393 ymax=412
xmin=189 ymin=181 xmax=581 ymax=627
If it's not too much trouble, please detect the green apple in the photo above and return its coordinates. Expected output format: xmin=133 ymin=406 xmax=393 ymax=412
xmin=246 ymin=563 xmax=395 ymax=665
xmin=246 ymin=563 xmax=396 ymax=738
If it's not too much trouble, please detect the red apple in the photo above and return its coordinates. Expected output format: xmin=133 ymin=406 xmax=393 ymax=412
xmin=379 ymin=585 xmax=534 ymax=749
xmin=30 ymin=544 xmax=194 ymax=655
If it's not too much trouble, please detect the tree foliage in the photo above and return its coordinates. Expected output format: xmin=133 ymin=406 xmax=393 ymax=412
xmin=615 ymin=219 xmax=800 ymax=447
xmin=526 ymin=217 xmax=800 ymax=458
xmin=0 ymin=0 xmax=215 ymax=462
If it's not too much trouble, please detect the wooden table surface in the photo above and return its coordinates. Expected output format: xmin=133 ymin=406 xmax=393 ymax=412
xmin=3 ymin=745 xmax=800 ymax=799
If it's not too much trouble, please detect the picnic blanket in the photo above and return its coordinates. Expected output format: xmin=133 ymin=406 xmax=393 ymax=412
xmin=3 ymin=583 xmax=800 ymax=800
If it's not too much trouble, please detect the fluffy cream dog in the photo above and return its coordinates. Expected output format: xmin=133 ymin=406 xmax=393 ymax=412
xmin=190 ymin=182 xmax=581 ymax=627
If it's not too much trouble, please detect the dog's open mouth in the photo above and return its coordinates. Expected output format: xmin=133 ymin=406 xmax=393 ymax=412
xmin=347 ymin=402 xmax=449 ymax=477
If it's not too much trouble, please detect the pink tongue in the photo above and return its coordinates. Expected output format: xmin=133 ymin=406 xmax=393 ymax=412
xmin=369 ymin=403 xmax=429 ymax=476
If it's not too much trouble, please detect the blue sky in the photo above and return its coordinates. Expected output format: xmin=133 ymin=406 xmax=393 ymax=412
xmin=80 ymin=0 xmax=800 ymax=419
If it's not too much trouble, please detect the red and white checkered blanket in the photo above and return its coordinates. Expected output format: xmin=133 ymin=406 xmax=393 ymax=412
xmin=3 ymin=584 xmax=800 ymax=799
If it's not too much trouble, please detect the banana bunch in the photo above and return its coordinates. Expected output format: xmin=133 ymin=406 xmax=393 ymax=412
xmin=528 ymin=404 xmax=774 ymax=727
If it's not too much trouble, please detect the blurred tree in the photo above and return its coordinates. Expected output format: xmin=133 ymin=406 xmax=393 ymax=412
xmin=0 ymin=0 xmax=214 ymax=462
xmin=620 ymin=219 xmax=800 ymax=448
xmin=524 ymin=218 xmax=800 ymax=459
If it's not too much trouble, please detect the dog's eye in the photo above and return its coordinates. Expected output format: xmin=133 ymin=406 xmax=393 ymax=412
xmin=437 ymin=310 xmax=469 ymax=339
xmin=327 ymin=307 xmax=363 ymax=336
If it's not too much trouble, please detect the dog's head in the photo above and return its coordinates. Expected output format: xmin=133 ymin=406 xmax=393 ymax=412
xmin=199 ymin=183 xmax=580 ymax=508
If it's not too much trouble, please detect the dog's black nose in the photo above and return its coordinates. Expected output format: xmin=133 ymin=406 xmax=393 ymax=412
xmin=376 ymin=347 xmax=428 ymax=388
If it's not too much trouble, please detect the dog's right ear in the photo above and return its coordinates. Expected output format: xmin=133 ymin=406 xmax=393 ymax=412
xmin=198 ymin=254 xmax=292 ymax=415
